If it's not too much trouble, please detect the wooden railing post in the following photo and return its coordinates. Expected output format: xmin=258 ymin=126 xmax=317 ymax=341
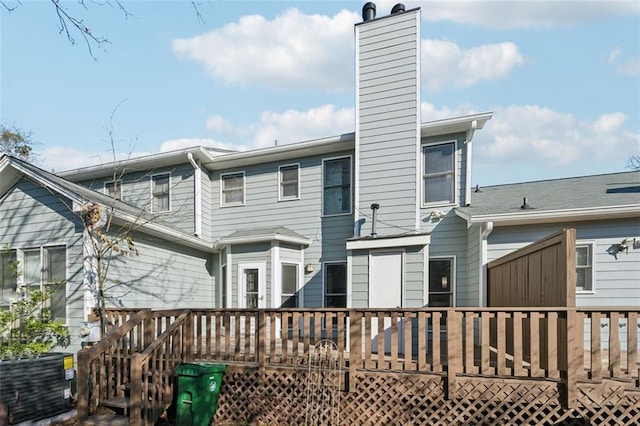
xmin=144 ymin=315 xmax=153 ymax=350
xmin=446 ymin=309 xmax=462 ymax=399
xmin=130 ymin=352 xmax=142 ymax=426
xmin=258 ymin=310 xmax=266 ymax=373
xmin=184 ymin=310 xmax=194 ymax=362
xmin=348 ymin=309 xmax=361 ymax=392
xmin=562 ymin=308 xmax=579 ymax=408
xmin=76 ymin=349 xmax=89 ymax=421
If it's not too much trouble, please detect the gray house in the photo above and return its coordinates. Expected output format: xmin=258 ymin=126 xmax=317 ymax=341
xmin=1 ymin=6 xmax=639 ymax=351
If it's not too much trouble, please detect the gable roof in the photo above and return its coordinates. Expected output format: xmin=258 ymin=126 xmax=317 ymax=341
xmin=456 ymin=171 xmax=640 ymax=226
xmin=0 ymin=155 xmax=214 ymax=252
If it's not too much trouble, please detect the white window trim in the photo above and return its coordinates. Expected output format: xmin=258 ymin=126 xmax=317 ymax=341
xmin=238 ymin=262 xmax=266 ymax=309
xmin=220 ymin=171 xmax=246 ymax=207
xmin=278 ymin=163 xmax=301 ymax=201
xmin=280 ymin=261 xmax=301 ymax=308
xmin=322 ymin=260 xmax=348 ymax=308
xmin=428 ymin=255 xmax=456 ymax=308
xmin=576 ymin=241 xmax=596 ymax=294
xmin=321 ymin=155 xmax=353 ymax=217
xmin=150 ymin=172 xmax=171 ymax=213
xmin=14 ymin=244 xmax=68 ymax=323
xmin=421 ymin=140 xmax=457 ymax=208
xmin=104 ymin=179 xmax=123 ymax=200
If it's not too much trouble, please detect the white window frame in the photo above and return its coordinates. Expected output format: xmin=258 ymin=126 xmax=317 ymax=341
xmin=427 ymin=255 xmax=456 ymax=308
xmin=576 ymin=241 xmax=596 ymax=294
xmin=220 ymin=171 xmax=246 ymax=207
xmin=421 ymin=141 xmax=457 ymax=207
xmin=104 ymin=179 xmax=123 ymax=200
xmin=0 ymin=249 xmax=18 ymax=308
xmin=322 ymin=261 xmax=348 ymax=308
xmin=150 ymin=172 xmax=171 ymax=213
xmin=280 ymin=262 xmax=301 ymax=308
xmin=15 ymin=245 xmax=68 ymax=322
xmin=278 ymin=163 xmax=300 ymax=201
xmin=321 ymin=156 xmax=352 ymax=217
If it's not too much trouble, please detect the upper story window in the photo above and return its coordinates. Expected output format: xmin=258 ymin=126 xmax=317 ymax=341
xmin=323 ymin=157 xmax=351 ymax=216
xmin=104 ymin=180 xmax=122 ymax=200
xmin=576 ymin=243 xmax=594 ymax=292
xmin=151 ymin=173 xmax=171 ymax=212
xmin=279 ymin=164 xmax=300 ymax=201
xmin=221 ymin=172 xmax=245 ymax=206
xmin=423 ymin=142 xmax=455 ymax=205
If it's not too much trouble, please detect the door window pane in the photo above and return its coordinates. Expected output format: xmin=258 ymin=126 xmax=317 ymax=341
xmin=281 ymin=264 xmax=298 ymax=308
xmin=429 ymin=258 xmax=453 ymax=307
xmin=245 ymin=269 xmax=259 ymax=308
xmin=324 ymin=263 xmax=347 ymax=308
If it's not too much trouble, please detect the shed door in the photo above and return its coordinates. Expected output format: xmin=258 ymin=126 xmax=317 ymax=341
xmin=369 ymin=251 xmax=403 ymax=353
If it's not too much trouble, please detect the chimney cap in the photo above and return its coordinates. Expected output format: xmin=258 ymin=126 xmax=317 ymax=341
xmin=391 ymin=3 xmax=405 ymax=15
xmin=362 ymin=2 xmax=376 ymax=22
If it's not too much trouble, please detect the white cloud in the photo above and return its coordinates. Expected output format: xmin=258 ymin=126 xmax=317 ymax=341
xmin=615 ymin=56 xmax=640 ymax=76
xmin=422 ymin=40 xmax=524 ymax=90
xmin=608 ymin=47 xmax=623 ymax=64
xmin=419 ymin=0 xmax=639 ymax=29
xmin=475 ymin=106 xmax=640 ymax=169
xmin=172 ymin=8 xmax=358 ymax=90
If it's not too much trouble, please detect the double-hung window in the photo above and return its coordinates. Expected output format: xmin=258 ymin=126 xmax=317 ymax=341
xmin=151 ymin=173 xmax=170 ymax=212
xmin=423 ymin=142 xmax=455 ymax=205
xmin=279 ymin=164 xmax=300 ymax=200
xmin=22 ymin=246 xmax=67 ymax=321
xmin=0 ymin=249 xmax=18 ymax=308
xmin=105 ymin=180 xmax=122 ymax=200
xmin=576 ymin=243 xmax=594 ymax=292
xmin=323 ymin=157 xmax=351 ymax=216
xmin=324 ymin=262 xmax=347 ymax=308
xmin=221 ymin=172 xmax=245 ymax=206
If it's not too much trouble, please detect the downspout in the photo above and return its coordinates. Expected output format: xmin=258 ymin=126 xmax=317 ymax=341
xmin=464 ymin=120 xmax=478 ymax=206
xmin=188 ymin=153 xmax=202 ymax=237
xmin=480 ymin=221 xmax=494 ymax=307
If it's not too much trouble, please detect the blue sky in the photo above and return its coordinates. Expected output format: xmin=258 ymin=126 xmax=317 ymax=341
xmin=1 ymin=0 xmax=639 ymax=185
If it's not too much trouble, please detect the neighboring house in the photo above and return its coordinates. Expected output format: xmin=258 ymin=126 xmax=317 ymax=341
xmin=1 ymin=5 xmax=638 ymax=352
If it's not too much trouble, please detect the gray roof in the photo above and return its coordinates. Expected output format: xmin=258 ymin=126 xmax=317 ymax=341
xmin=457 ymin=171 xmax=640 ymax=218
xmin=223 ymin=226 xmax=308 ymax=241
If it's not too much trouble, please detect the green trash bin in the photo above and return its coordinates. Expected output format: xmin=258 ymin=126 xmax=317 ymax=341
xmin=175 ymin=362 xmax=227 ymax=426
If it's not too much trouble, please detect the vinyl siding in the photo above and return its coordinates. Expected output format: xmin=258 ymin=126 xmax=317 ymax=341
xmin=211 ymin=151 xmax=354 ymax=308
xmin=230 ymin=243 xmax=271 ymax=308
xmin=486 ymin=218 xmax=640 ymax=307
xmin=460 ymin=224 xmax=481 ymax=307
xmin=79 ymin=162 xmax=196 ymax=235
xmin=356 ymin=10 xmax=420 ymax=236
xmin=351 ymin=250 xmax=369 ymax=308
xmin=405 ymin=246 xmax=425 ymax=307
xmin=0 ymin=179 xmax=84 ymax=350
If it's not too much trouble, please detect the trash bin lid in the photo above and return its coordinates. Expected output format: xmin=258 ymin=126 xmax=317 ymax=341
xmin=176 ymin=362 xmax=227 ymax=376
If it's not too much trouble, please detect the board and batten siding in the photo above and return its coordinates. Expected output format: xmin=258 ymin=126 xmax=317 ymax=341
xmin=211 ymin=151 xmax=354 ymax=308
xmin=80 ymin=162 xmax=197 ymax=235
xmin=486 ymin=219 xmax=640 ymax=307
xmin=356 ymin=9 xmax=420 ymax=237
xmin=0 ymin=179 xmax=84 ymax=350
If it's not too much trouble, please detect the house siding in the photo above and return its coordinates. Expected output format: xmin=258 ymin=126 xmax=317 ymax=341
xmin=0 ymin=179 xmax=84 ymax=350
xmin=486 ymin=218 xmax=640 ymax=307
xmin=460 ymin=224 xmax=481 ymax=307
xmin=80 ymin=162 xmax=196 ymax=235
xmin=211 ymin=151 xmax=354 ymax=308
xmin=356 ymin=10 xmax=420 ymax=237
xmin=351 ymin=250 xmax=369 ymax=308
xmin=230 ymin=242 xmax=271 ymax=308
xmin=405 ymin=246 xmax=425 ymax=307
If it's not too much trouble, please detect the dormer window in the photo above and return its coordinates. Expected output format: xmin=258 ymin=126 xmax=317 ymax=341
xmin=423 ymin=142 xmax=455 ymax=205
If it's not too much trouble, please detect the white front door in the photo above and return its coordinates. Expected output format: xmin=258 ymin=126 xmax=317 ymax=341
xmin=369 ymin=251 xmax=404 ymax=354
xmin=238 ymin=263 xmax=266 ymax=308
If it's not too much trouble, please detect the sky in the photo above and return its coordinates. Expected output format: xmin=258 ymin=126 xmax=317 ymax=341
xmin=1 ymin=0 xmax=639 ymax=186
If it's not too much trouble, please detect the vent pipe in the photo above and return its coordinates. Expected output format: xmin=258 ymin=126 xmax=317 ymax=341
xmin=362 ymin=2 xmax=376 ymax=21
xmin=370 ymin=203 xmax=380 ymax=237
xmin=520 ymin=197 xmax=531 ymax=210
xmin=390 ymin=3 xmax=405 ymax=14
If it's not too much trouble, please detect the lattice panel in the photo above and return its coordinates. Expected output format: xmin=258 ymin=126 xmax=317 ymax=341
xmin=213 ymin=366 xmax=640 ymax=425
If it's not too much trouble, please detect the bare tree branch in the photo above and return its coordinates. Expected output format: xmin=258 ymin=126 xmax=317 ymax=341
xmin=627 ymin=154 xmax=640 ymax=171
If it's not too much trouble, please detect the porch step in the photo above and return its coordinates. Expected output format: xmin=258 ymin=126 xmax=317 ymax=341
xmin=83 ymin=413 xmax=130 ymax=425
xmin=102 ymin=396 xmax=132 ymax=410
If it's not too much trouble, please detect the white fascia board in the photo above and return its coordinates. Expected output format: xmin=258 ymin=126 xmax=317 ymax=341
xmin=215 ymin=234 xmax=312 ymax=248
xmin=455 ymin=204 xmax=640 ymax=226
xmin=420 ymin=112 xmax=492 ymax=137
xmin=346 ymin=234 xmax=430 ymax=250
xmin=8 ymin=160 xmax=84 ymax=206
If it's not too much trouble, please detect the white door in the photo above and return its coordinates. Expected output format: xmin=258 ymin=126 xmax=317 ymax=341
xmin=238 ymin=263 xmax=266 ymax=337
xmin=369 ymin=252 xmax=403 ymax=354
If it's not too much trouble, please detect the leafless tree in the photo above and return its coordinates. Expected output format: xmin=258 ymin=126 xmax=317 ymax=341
xmin=627 ymin=154 xmax=640 ymax=171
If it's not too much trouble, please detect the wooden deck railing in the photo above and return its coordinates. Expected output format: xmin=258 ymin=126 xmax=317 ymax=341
xmin=78 ymin=307 xmax=639 ymax=423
